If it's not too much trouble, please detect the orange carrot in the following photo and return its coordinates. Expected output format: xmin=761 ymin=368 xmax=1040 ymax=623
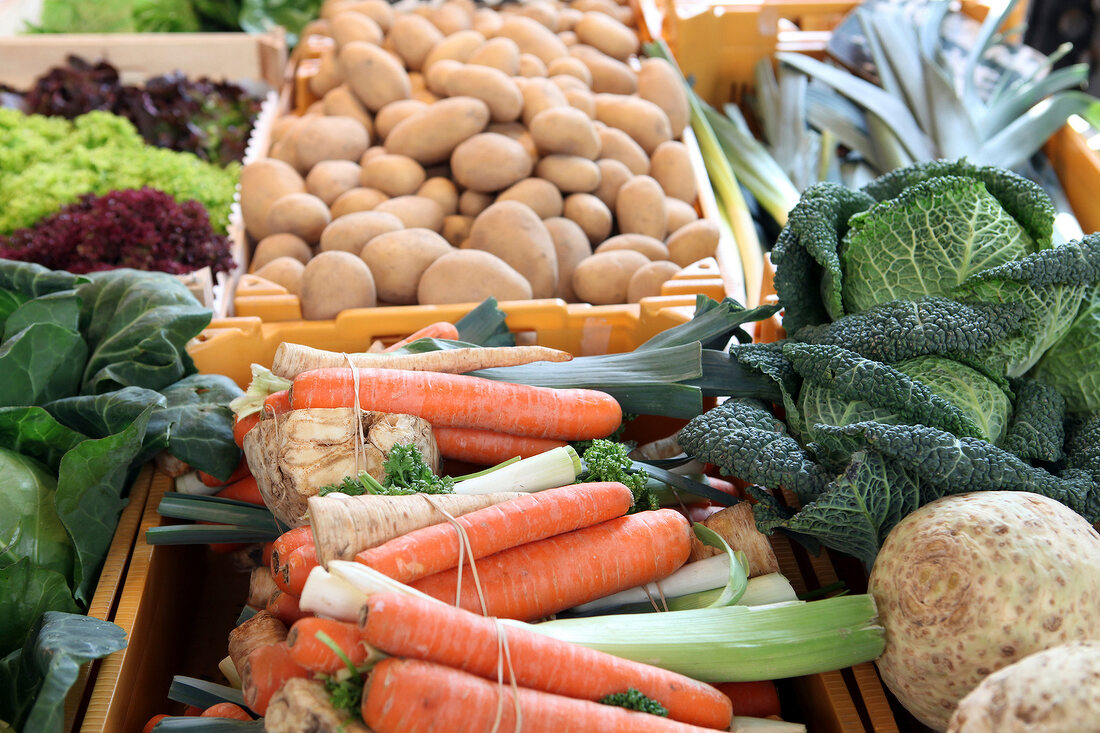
xmin=183 ymin=706 xmax=203 ymax=716
xmin=282 ymin=543 xmax=319 ymax=597
xmin=356 ymin=483 xmax=634 ymax=584
xmin=199 ymin=456 xmax=251 ymax=488
xmin=270 ymin=526 xmax=313 ymax=582
xmin=142 ymin=714 xmax=168 ymax=732
xmin=384 ymin=321 xmax=460 ymax=351
xmin=234 ymin=390 xmax=292 ymax=448
xmin=362 ymin=658 xmax=725 ymax=733
xmin=359 ymin=593 xmax=733 ymax=729
xmin=715 ymin=681 xmax=781 ymax=719
xmin=241 ymin=642 xmax=309 ymax=716
xmin=261 ymin=542 xmax=274 ymax=569
xmin=434 ymin=426 xmax=568 ymax=465
xmin=267 ymin=590 xmax=311 ymax=626
xmin=287 ymin=618 xmax=372 ymax=675
xmin=411 ymin=509 xmax=691 ymax=620
xmin=201 ymin=702 xmax=251 ymax=720
xmin=290 ymin=368 xmax=621 ymax=441
xmin=233 ymin=414 xmax=258 ymax=449
xmin=216 ymin=476 xmax=264 ymax=506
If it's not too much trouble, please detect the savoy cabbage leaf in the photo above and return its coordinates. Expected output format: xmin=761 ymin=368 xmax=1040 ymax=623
xmin=1031 ymin=281 xmax=1100 ymax=412
xmin=1001 ymin=379 xmax=1066 ymax=463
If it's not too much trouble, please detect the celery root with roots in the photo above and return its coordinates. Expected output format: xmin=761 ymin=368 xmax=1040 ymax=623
xmin=271 ymin=343 xmax=572 ymax=379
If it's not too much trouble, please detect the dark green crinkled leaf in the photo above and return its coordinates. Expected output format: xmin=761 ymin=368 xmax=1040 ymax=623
xmin=21 ymin=612 xmax=126 ymax=733
xmin=771 ymin=182 xmax=875 ymax=333
xmin=1002 ymin=379 xmax=1065 ymax=462
xmin=55 ymin=409 xmax=150 ymax=604
xmin=743 ymin=485 xmax=821 ymax=555
xmin=2 ymin=290 xmax=82 ymax=343
xmin=0 ymin=560 xmax=79 ymax=658
xmin=0 ymin=448 xmax=73 ymax=582
xmin=1062 ymin=413 xmax=1100 ymax=482
xmin=0 ymin=407 xmax=87 ymax=471
xmin=794 ymin=297 xmax=1028 ymax=364
xmin=77 ymin=270 xmax=209 ymax=394
xmin=0 ymin=261 xmax=87 ymax=299
xmin=959 ymin=232 xmax=1100 ymax=289
xmin=729 ymin=341 xmax=802 ymax=433
xmin=679 ymin=399 xmax=830 ymax=502
xmin=0 ymin=323 xmax=88 ymax=407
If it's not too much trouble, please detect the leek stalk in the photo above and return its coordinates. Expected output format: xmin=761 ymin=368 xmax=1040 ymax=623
xmin=453 ymin=445 xmax=581 ymax=494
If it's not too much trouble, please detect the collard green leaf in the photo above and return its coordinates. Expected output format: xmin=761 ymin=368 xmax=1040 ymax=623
xmin=0 ymin=448 xmax=73 ymax=582
xmin=1031 ymin=281 xmax=1100 ymax=413
xmin=2 ymin=290 xmax=82 ymax=342
xmin=0 ymin=560 xmax=79 ymax=658
xmin=55 ymin=409 xmax=150 ymax=604
xmin=21 ymin=612 xmax=126 ymax=733
xmin=159 ymin=375 xmax=243 ymax=480
xmin=0 ymin=289 xmax=28 ymax=333
xmin=0 ymin=323 xmax=87 ymax=407
xmin=1001 ymin=379 xmax=1066 ymax=462
xmin=46 ymin=387 xmax=169 ymax=467
xmin=77 ymin=270 xmax=209 ymax=394
xmin=0 ymin=407 xmax=86 ymax=471
xmin=0 ymin=261 xmax=86 ymax=299
xmin=0 ymin=645 xmax=38 ymax=732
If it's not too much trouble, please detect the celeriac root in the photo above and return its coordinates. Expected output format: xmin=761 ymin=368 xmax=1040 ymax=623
xmin=264 ymin=677 xmax=371 ymax=733
xmin=271 ymin=343 xmax=572 ymax=379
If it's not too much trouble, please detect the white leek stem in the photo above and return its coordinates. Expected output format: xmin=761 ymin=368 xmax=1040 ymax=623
xmin=732 ymin=717 xmax=807 ymax=733
xmin=572 ymin=555 xmax=733 ymax=613
xmin=454 ymin=446 xmax=581 ymax=495
xmin=299 ymin=566 xmax=367 ymax=622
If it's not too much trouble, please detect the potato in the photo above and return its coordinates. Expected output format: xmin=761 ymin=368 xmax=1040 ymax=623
xmin=497 ymin=178 xmax=563 ymax=219
xmin=331 ymin=11 xmax=383 ymax=48
xmin=388 ymin=14 xmax=443 ymax=71
xmin=301 ymin=251 xmax=377 ymax=319
xmin=459 ymin=190 xmax=494 ymax=218
xmin=373 ymin=195 xmax=445 ymax=232
xmin=496 ymin=15 xmax=568 ymax=65
xmin=322 ymin=86 xmax=374 ymax=134
xmin=597 ymin=127 xmax=649 ymax=175
xmin=516 ymin=1 xmax=557 ymax=30
xmin=384 ymin=97 xmax=491 ymax=164
xmin=466 ymin=201 xmax=558 ymax=298
xmin=572 ymin=250 xmax=649 ymax=304
xmin=595 ymin=94 xmax=673 ymax=155
xmin=649 ymin=141 xmax=696 ymax=203
xmin=443 ymin=65 xmax=523 ymax=123
xmin=340 ymin=41 xmax=412 ymax=111
xmin=570 ymin=0 xmax=619 ymax=14
xmin=558 ymin=30 xmax=578 ymax=46
xmin=425 ymin=59 xmax=462 ymax=97
xmin=472 ymin=7 xmax=503 ymax=37
xmin=300 ymin=18 xmax=331 ymax=39
xmin=251 ymin=234 xmax=313 ymax=272
xmin=626 ymin=260 xmax=681 ymax=303
xmin=544 ymin=217 xmax=590 ymax=301
xmin=266 ymin=192 xmax=332 ymax=244
xmin=255 ymin=257 xmax=306 ymax=296
xmin=360 ymin=228 xmax=453 ymax=304
xmin=519 ymin=77 xmax=568 ymax=126
xmin=468 ymin=36 xmax=520 ymax=75
xmin=417 ymin=177 xmax=459 ymax=216
xmin=547 ymin=56 xmax=592 ymax=84
xmin=346 ymin=0 xmax=393 ymax=31
xmin=418 ymin=250 xmax=532 ymax=304
xmin=374 ymin=99 xmax=428 ymax=140
xmin=666 ymin=219 xmax=720 ymax=267
xmin=330 ymin=187 xmax=389 ymax=218
xmin=528 ymin=108 xmax=600 ymax=162
xmin=536 ymin=155 xmax=600 ymax=193
xmin=517 ymin=53 xmax=548 ymax=78
xmin=563 ymin=193 xmax=612 ymax=245
xmin=292 ymin=115 xmax=370 ymax=173
xmin=556 ymin=7 xmax=582 ymax=31
xmin=309 ymin=48 xmax=343 ymax=98
xmin=550 ymin=74 xmax=588 ymax=94
xmin=666 ymin=198 xmax=699 ymax=233
xmin=616 ymin=175 xmax=667 ymax=240
xmin=359 ymin=154 xmax=426 ymax=197
xmin=359 ymin=146 xmax=386 ymax=165
xmin=270 ymin=115 xmax=304 ymax=144
xmin=412 ymin=88 xmax=440 ymax=105
xmin=306 ymin=160 xmax=362 ymax=205
xmin=486 ymin=121 xmax=538 ymax=161
xmin=596 ymin=233 xmax=669 ymax=261
xmin=430 ymin=1 xmax=472 ymax=35
xmin=570 ymin=45 xmax=636 ymax=94
xmin=240 ymin=159 xmax=305 ymax=240
xmin=451 ymin=133 xmax=533 ymax=193
xmin=564 ymin=88 xmax=596 ymax=118
xmin=638 ymin=58 xmax=690 ymax=137
xmin=441 ymin=214 xmax=474 ymax=247
xmin=592 ymin=158 xmax=632 ymax=210
xmin=573 ymin=12 xmax=638 ymax=61
xmin=319 ymin=210 xmax=405 ymax=253
xmin=423 ymin=30 xmax=485 ymax=72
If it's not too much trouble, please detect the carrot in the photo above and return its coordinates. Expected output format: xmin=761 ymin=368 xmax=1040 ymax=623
xmin=384 ymin=321 xmax=459 ymax=351
xmin=234 ymin=390 xmax=292 ymax=448
xmin=272 ymin=343 xmax=573 ymax=379
xmin=283 ymin=543 xmax=319 ymax=597
xmin=199 ymin=456 xmax=251 ymax=488
xmin=262 ymin=542 xmax=274 ymax=569
xmin=434 ymin=426 xmax=568 ymax=465
xmin=362 ymin=658 xmax=725 ymax=733
xmin=267 ymin=589 xmax=311 ymax=626
xmin=228 ymin=610 xmax=287 ymax=679
xmin=183 ymin=706 xmax=203 ymax=716
xmin=216 ymin=476 xmax=264 ymax=506
xmin=714 ymin=681 xmax=781 ymax=719
xmin=287 ymin=618 xmax=373 ymax=675
xmin=142 ymin=714 xmax=168 ymax=733
xmin=270 ymin=526 xmax=313 ymax=582
xmin=359 ymin=593 xmax=733 ymax=729
xmin=356 ymin=483 xmax=634 ymax=584
xmin=242 ymin=642 xmax=310 ymax=716
xmin=233 ymin=414 xmax=258 ymax=449
xmin=201 ymin=702 xmax=251 ymax=720
xmin=290 ymin=368 xmax=621 ymax=441
xmin=411 ymin=509 xmax=691 ymax=620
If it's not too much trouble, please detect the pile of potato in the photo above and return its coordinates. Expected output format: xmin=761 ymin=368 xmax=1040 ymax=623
xmin=239 ymin=0 xmax=721 ymax=320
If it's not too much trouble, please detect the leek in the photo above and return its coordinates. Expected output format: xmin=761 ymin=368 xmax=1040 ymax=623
xmin=518 ymin=595 xmax=885 ymax=682
xmin=453 ymin=445 xmax=581 ymax=494
xmin=228 ymin=363 xmax=291 ymax=418
xmin=733 ymin=718 xmax=807 ymax=733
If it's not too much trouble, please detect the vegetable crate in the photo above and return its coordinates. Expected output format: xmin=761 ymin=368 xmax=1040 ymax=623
xmin=0 ymin=31 xmax=289 ymax=316
xmin=640 ymin=0 xmax=1100 ymax=234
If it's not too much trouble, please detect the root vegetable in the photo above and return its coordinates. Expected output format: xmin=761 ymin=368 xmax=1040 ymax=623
xmin=687 ymin=503 xmax=780 ymax=577
xmin=497 ymin=178 xmax=564 ymax=219
xmin=616 ymin=175 xmax=668 ymax=240
xmin=544 ymin=216 xmax=591 ymax=301
xmin=255 ymin=257 xmax=305 ymax=296
xmin=242 ymin=642 xmax=310 ymax=716
xmin=596 ymin=233 xmax=670 ymax=261
xmin=266 ymin=192 xmax=331 ymax=244
xmin=466 ymin=201 xmax=558 ymax=297
xmin=271 ymin=343 xmax=571 ymax=379
xmin=319 ymin=211 xmax=404 ymax=254
xmin=359 ymin=154 xmax=426 ymax=197
xmin=265 ymin=677 xmax=370 ymax=733
xmin=627 ymin=260 xmax=682 ymax=303
xmin=450 ymin=133 xmax=533 ymax=193
xmin=667 ymin=219 xmax=721 ymax=267
xmin=305 ymin=159 xmax=362 ymax=206
xmin=433 ymin=427 xmax=568 ymax=465
xmin=330 ymin=187 xmax=388 ymax=219
xmin=228 ymin=610 xmax=287 ymax=679
xmin=300 ymin=251 xmax=377 ymax=319
xmin=418 ymin=249 xmax=532 ymax=304
xmin=361 ymin=228 xmax=453 ymax=304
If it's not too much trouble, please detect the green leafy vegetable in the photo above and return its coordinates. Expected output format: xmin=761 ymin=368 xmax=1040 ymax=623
xmin=319 ymin=444 xmax=455 ymax=497
xmin=1032 ymin=282 xmax=1100 ymax=412
xmin=1002 ymin=380 xmax=1066 ymax=462
xmin=0 ymin=323 xmax=87 ymax=407
xmin=0 ymin=560 xmax=79 ymax=658
xmin=581 ymin=440 xmax=657 ymax=511
xmin=598 ymin=688 xmax=669 ymax=717
xmin=0 ymin=407 xmax=86 ymax=470
xmin=0 ymin=448 xmax=73 ymax=581
xmin=239 ymin=0 xmax=323 ymax=47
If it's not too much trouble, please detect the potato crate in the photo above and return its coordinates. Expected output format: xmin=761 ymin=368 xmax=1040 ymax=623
xmin=0 ymin=31 xmax=289 ymax=316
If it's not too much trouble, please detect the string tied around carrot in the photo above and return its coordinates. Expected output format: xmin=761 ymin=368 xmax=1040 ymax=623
xmin=344 ymin=353 xmax=367 ymax=476
xmin=420 ymin=493 xmax=489 ymax=617
xmin=490 ymin=618 xmax=523 ymax=733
